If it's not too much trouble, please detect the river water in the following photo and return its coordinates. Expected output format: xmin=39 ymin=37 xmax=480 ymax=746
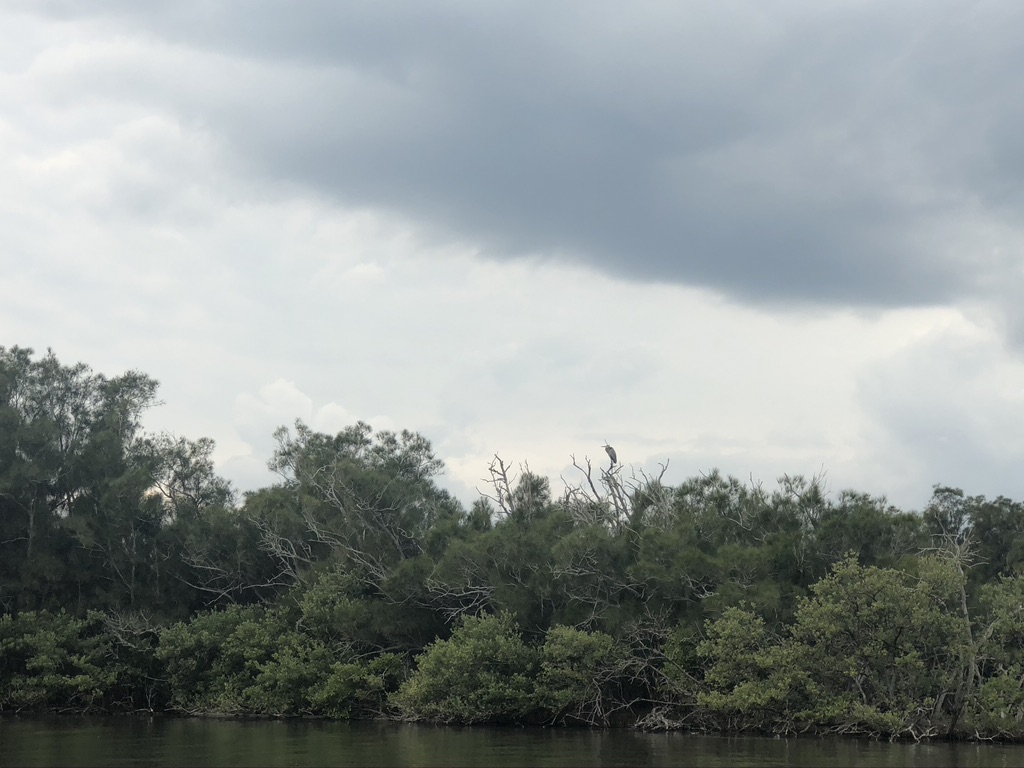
xmin=2 ymin=717 xmax=1024 ymax=767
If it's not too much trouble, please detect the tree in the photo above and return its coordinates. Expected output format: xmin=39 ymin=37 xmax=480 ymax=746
xmin=264 ymin=421 xmax=462 ymax=589
xmin=0 ymin=346 xmax=159 ymax=612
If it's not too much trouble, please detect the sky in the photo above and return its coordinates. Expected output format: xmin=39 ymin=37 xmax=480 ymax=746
xmin=4 ymin=1 xmax=1024 ymax=513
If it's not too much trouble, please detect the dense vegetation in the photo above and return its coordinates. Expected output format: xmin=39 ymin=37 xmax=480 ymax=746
xmin=4 ymin=345 xmax=1024 ymax=740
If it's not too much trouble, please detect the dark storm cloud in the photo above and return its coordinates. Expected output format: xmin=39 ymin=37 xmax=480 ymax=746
xmin=20 ymin=0 xmax=1024 ymax=307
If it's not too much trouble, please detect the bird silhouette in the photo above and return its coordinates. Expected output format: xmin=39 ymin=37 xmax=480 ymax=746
xmin=603 ymin=443 xmax=617 ymax=465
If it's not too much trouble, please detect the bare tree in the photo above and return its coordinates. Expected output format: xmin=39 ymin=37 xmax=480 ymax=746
xmin=478 ymin=454 xmax=519 ymax=520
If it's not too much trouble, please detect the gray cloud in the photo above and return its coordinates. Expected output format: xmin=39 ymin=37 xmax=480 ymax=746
xmin=17 ymin=1 xmax=1024 ymax=310
xmin=10 ymin=1 xmax=1024 ymax=516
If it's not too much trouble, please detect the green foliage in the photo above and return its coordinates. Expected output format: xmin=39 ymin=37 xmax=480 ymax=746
xmin=927 ymin=489 xmax=1024 ymax=588
xmin=308 ymin=653 xmax=404 ymax=719
xmin=811 ymin=491 xmax=926 ymax=571
xmin=240 ymin=636 xmax=334 ymax=716
xmin=0 ymin=346 xmax=160 ymax=613
xmin=697 ymin=556 xmax=972 ymax=738
xmin=158 ymin=605 xmax=254 ymax=711
xmin=978 ymin=576 xmax=1024 ymax=670
xmin=960 ymin=576 xmax=1024 ymax=737
xmin=791 ymin=555 xmax=970 ymax=736
xmin=699 ymin=606 xmax=772 ymax=694
xmin=661 ymin=623 xmax=703 ymax=692
xmin=392 ymin=613 xmax=540 ymax=724
xmin=536 ymin=625 xmax=630 ymax=726
xmin=967 ymin=673 xmax=1024 ymax=738
xmin=426 ymin=476 xmax=574 ymax=634
xmin=298 ymin=570 xmax=376 ymax=651
xmin=696 ymin=606 xmax=813 ymax=732
xmin=14 ymin=344 xmax=1024 ymax=740
xmin=157 ymin=600 xmax=408 ymax=719
xmin=0 ymin=346 xmax=243 ymax=619
xmin=0 ymin=610 xmax=134 ymax=712
xmin=158 ymin=604 xmax=314 ymax=714
xmin=552 ymin=523 xmax=634 ymax=629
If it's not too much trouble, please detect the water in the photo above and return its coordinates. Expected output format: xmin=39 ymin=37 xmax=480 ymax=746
xmin=2 ymin=717 xmax=1024 ymax=767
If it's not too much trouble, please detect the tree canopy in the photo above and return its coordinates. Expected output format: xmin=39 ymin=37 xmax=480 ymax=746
xmin=5 ymin=345 xmax=1024 ymax=739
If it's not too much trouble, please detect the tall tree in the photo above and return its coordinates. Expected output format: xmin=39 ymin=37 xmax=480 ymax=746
xmin=0 ymin=347 xmax=158 ymax=612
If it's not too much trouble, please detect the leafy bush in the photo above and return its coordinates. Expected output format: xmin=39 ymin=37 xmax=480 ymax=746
xmin=697 ymin=556 xmax=972 ymax=738
xmin=536 ymin=625 xmax=630 ymax=725
xmin=0 ymin=610 xmax=117 ymax=712
xmin=309 ymin=653 xmax=405 ymax=719
xmin=157 ymin=604 xmax=301 ymax=713
xmin=392 ymin=612 xmax=539 ymax=723
xmin=157 ymin=600 xmax=409 ymax=718
xmin=696 ymin=606 xmax=812 ymax=732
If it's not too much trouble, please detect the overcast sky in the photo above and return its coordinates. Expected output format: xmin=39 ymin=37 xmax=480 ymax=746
xmin=5 ymin=1 xmax=1024 ymax=512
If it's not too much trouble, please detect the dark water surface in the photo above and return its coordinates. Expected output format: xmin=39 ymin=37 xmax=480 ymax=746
xmin=3 ymin=717 xmax=1024 ymax=767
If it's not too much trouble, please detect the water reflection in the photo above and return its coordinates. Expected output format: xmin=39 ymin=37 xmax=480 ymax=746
xmin=2 ymin=716 xmax=1024 ymax=767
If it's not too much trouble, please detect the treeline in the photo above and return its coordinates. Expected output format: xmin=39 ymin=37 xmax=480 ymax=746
xmin=4 ymin=346 xmax=1024 ymax=739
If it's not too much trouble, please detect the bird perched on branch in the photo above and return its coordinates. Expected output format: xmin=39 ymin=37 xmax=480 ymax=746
xmin=603 ymin=443 xmax=617 ymax=465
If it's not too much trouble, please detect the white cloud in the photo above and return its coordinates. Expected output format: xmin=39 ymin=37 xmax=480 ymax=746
xmin=218 ymin=378 xmax=399 ymax=492
xmin=855 ymin=315 xmax=1024 ymax=507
